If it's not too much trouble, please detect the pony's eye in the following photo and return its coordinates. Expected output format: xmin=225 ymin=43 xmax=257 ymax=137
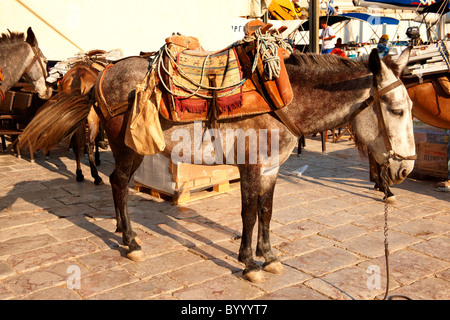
xmin=388 ymin=109 xmax=403 ymax=116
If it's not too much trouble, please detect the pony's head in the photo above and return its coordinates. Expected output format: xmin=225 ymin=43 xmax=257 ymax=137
xmin=353 ymin=48 xmax=415 ymax=185
xmin=22 ymin=27 xmax=52 ymax=100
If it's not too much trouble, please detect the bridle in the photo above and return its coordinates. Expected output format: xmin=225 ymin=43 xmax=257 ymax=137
xmin=349 ymin=77 xmax=417 ymax=163
xmin=0 ymin=44 xmax=47 ymax=102
xmin=22 ymin=44 xmax=47 ymax=81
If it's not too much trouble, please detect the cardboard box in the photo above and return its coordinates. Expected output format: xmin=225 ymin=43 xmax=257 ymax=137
xmin=412 ymin=120 xmax=449 ymax=178
xmin=133 ymin=154 xmax=240 ymax=203
xmin=133 ymin=153 xmax=176 ymax=195
xmin=414 ymin=142 xmax=448 ymax=178
xmin=413 ymin=131 xmax=427 ymax=143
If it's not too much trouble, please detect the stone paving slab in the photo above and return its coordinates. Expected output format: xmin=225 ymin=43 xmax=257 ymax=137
xmin=0 ymin=136 xmax=448 ymax=301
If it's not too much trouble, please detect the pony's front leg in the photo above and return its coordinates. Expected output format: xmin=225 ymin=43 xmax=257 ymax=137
xmin=238 ymin=165 xmax=265 ymax=283
xmin=256 ymin=171 xmax=284 ymax=275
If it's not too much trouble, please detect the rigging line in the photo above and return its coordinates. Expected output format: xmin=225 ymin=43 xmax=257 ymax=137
xmin=15 ymin=0 xmax=83 ymax=52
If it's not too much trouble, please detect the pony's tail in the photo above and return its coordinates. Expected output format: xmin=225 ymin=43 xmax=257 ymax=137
xmin=17 ymin=90 xmax=93 ymax=153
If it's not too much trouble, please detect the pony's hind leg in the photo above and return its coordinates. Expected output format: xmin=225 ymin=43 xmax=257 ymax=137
xmin=87 ymin=145 xmax=103 ymax=185
xmin=107 ymin=121 xmax=145 ymax=261
xmin=238 ymin=165 xmax=265 ymax=283
xmin=71 ymin=125 xmax=85 ymax=182
xmin=86 ymin=108 xmax=103 ymax=185
xmin=110 ymin=154 xmax=145 ymax=261
xmin=110 ymin=170 xmax=123 ymax=233
xmin=256 ymin=172 xmax=284 ymax=275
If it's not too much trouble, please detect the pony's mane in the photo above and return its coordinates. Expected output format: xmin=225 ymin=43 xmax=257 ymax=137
xmin=285 ymin=50 xmax=369 ymax=74
xmin=0 ymin=31 xmax=25 ymax=45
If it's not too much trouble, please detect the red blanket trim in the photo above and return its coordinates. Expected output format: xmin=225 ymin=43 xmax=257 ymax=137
xmin=175 ymin=97 xmax=207 ymax=114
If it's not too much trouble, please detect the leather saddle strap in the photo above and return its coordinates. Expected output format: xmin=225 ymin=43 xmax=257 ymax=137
xmin=95 ymin=64 xmax=128 ymax=121
xmin=273 ymin=108 xmax=302 ymax=137
xmin=235 ymin=43 xmax=302 ymax=138
xmin=207 ymin=74 xmax=219 ymax=128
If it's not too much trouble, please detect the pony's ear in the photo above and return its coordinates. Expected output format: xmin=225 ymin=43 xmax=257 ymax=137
xmin=25 ymin=27 xmax=37 ymax=46
xmin=369 ymin=49 xmax=382 ymax=76
xmin=393 ymin=46 xmax=411 ymax=77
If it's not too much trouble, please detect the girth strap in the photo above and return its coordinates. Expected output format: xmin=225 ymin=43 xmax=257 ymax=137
xmin=273 ymin=108 xmax=302 ymax=137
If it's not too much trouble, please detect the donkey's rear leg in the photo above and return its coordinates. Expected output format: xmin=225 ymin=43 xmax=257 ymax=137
xmin=109 ymin=150 xmax=144 ymax=261
xmin=86 ymin=109 xmax=103 ymax=185
xmin=256 ymin=171 xmax=284 ymax=275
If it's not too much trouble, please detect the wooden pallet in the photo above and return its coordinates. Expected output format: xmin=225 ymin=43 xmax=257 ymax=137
xmin=133 ymin=154 xmax=241 ymax=204
xmin=135 ymin=178 xmax=240 ymax=205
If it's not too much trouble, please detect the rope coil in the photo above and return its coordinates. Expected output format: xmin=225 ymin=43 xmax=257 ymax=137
xmin=243 ymin=27 xmax=293 ymax=80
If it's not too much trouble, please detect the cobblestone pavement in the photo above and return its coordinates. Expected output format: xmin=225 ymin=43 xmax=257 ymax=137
xmin=0 ymin=136 xmax=448 ymax=300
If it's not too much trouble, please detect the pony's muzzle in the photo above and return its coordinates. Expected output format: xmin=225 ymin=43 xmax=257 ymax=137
xmin=39 ymin=86 xmax=53 ymax=100
xmin=388 ymin=158 xmax=414 ymax=184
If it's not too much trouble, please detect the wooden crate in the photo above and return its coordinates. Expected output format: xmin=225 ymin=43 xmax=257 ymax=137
xmin=0 ymin=91 xmax=15 ymax=114
xmin=133 ymin=154 xmax=240 ymax=204
xmin=413 ymin=142 xmax=448 ymax=178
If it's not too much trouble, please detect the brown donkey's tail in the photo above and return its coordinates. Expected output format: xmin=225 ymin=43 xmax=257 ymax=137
xmin=18 ymin=90 xmax=93 ymax=153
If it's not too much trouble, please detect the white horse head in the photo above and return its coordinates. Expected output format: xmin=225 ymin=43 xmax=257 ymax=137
xmin=22 ymin=27 xmax=52 ymax=100
xmin=353 ymin=48 xmax=415 ymax=185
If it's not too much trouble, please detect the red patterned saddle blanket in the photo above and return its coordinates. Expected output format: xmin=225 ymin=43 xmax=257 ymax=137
xmin=167 ymin=45 xmax=244 ymax=116
xmin=158 ymin=33 xmax=293 ymax=123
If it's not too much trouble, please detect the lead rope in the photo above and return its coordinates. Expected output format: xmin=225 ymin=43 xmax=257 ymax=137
xmin=378 ymin=159 xmax=412 ymax=300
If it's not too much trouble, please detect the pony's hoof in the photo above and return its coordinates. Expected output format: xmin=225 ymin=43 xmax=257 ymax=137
xmin=94 ymin=177 xmax=103 ymax=185
xmin=243 ymin=269 xmax=265 ymax=283
xmin=263 ymin=261 xmax=284 ymax=274
xmin=384 ymin=195 xmax=397 ymax=205
xmin=135 ymin=236 xmax=143 ymax=246
xmin=76 ymin=169 xmax=84 ymax=182
xmin=126 ymin=250 xmax=145 ymax=262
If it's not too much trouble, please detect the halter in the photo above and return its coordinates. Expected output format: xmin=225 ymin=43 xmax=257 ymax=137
xmin=349 ymin=78 xmax=417 ymax=163
xmin=22 ymin=45 xmax=47 ymax=80
xmin=0 ymin=45 xmax=47 ymax=102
